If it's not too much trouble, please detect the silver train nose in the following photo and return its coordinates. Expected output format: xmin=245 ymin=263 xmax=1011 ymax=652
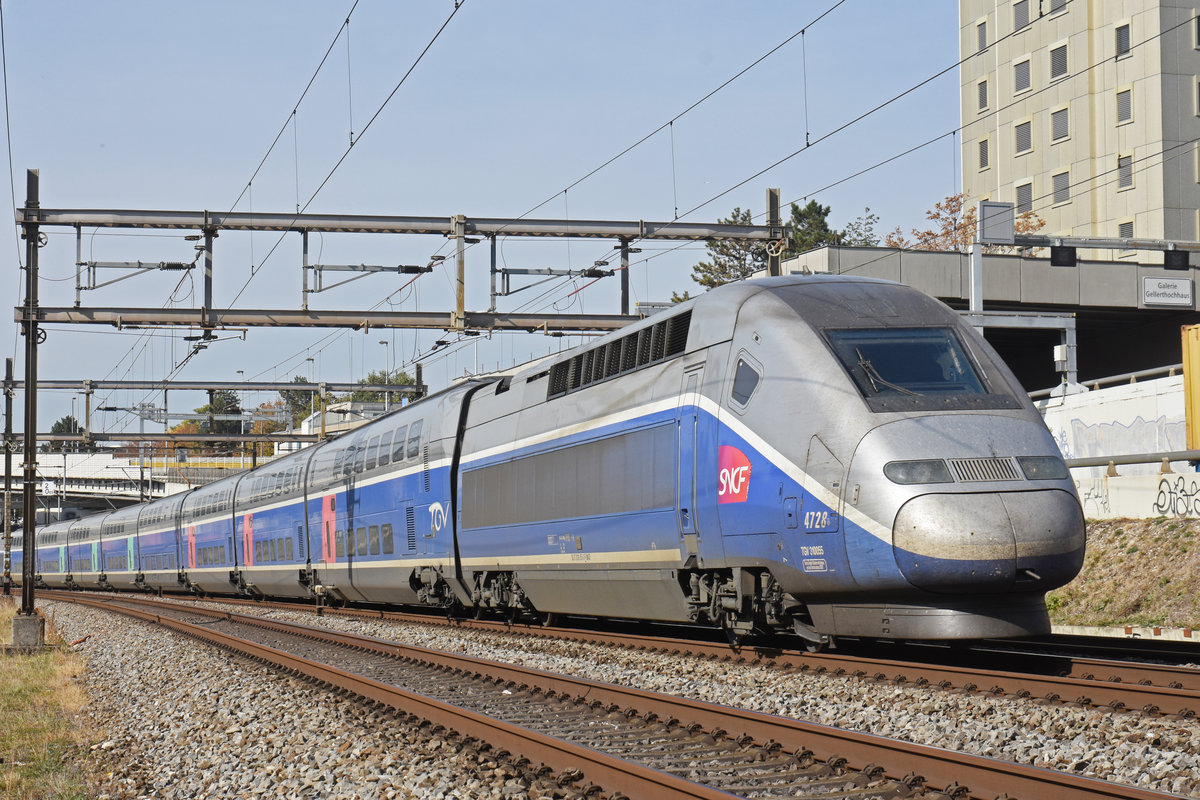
xmin=893 ymin=489 xmax=1085 ymax=593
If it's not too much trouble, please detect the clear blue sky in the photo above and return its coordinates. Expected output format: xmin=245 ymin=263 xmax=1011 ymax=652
xmin=0 ymin=1 xmax=961 ymax=433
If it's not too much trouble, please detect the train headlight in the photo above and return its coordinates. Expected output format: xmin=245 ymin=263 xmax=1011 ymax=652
xmin=1016 ymin=456 xmax=1069 ymax=480
xmin=883 ymin=459 xmax=953 ymax=485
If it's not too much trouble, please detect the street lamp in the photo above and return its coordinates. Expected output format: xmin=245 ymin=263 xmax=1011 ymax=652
xmin=378 ymin=340 xmax=390 ymax=411
xmin=305 ymin=357 xmax=316 ymax=419
xmin=236 ymin=370 xmax=245 ymax=466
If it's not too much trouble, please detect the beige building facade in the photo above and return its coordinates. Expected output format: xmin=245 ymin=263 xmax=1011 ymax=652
xmin=960 ymin=0 xmax=1200 ymax=259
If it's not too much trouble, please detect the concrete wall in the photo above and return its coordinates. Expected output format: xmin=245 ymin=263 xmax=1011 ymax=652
xmin=783 ymin=246 xmax=1199 ymax=311
xmin=1036 ymin=374 xmax=1185 ymax=476
xmin=1075 ymin=473 xmax=1198 ymax=519
xmin=1035 ymin=373 xmax=1194 ymax=518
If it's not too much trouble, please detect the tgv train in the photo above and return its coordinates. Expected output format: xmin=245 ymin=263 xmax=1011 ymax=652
xmin=12 ymin=275 xmax=1086 ymax=645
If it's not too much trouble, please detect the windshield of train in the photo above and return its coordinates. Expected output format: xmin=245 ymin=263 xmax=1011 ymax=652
xmin=826 ymin=327 xmax=987 ymax=399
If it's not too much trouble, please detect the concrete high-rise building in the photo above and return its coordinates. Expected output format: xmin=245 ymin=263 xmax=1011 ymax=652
xmin=960 ymin=0 xmax=1200 ymax=260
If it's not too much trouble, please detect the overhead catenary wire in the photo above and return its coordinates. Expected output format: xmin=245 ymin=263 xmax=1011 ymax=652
xmin=588 ymin=0 xmax=1169 ymax=268
xmin=238 ymin=2 xmax=848 ymax=384
xmin=504 ymin=0 xmax=849 ymax=228
xmin=768 ymin=8 xmax=1196 ymax=222
xmin=227 ymin=0 xmax=468 ymax=308
xmin=68 ymin=0 xmax=364 ymax=420
xmin=0 ymin=0 xmax=20 ymax=268
xmin=226 ymin=0 xmax=361 ymax=216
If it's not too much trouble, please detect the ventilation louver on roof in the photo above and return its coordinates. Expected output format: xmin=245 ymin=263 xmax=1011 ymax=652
xmin=547 ymin=310 xmax=692 ymax=399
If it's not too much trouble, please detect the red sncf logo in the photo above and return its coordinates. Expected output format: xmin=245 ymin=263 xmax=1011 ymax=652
xmin=718 ymin=445 xmax=752 ymax=504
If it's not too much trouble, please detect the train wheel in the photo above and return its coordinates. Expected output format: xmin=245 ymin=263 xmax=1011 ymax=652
xmin=540 ymin=612 xmax=558 ymax=628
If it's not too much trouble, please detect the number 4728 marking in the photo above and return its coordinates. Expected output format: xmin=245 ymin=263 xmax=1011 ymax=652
xmin=804 ymin=510 xmax=830 ymax=529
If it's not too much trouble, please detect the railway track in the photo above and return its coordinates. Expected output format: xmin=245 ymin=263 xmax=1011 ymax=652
xmin=46 ymin=590 xmax=1190 ymax=800
xmin=128 ymin=591 xmax=1200 ymax=719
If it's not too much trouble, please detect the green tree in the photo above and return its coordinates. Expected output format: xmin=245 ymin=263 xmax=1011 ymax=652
xmin=279 ymin=375 xmax=319 ymax=424
xmin=840 ymin=207 xmax=881 ymax=246
xmin=344 ymin=369 xmax=417 ymax=406
xmin=192 ymin=390 xmax=242 ymax=435
xmin=45 ymin=414 xmax=85 ymax=452
xmin=685 ymin=207 xmax=765 ymax=291
xmin=785 ymin=200 xmax=839 ymax=257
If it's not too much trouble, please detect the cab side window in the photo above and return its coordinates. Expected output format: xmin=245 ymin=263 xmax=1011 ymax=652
xmin=730 ymin=358 xmax=761 ymax=407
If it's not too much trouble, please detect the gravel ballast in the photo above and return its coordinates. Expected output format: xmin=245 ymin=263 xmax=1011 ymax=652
xmin=49 ymin=598 xmax=1200 ymax=798
xmin=47 ymin=602 xmax=551 ymax=800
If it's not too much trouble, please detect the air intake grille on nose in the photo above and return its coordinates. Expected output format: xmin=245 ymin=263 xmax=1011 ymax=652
xmin=949 ymin=457 xmax=1020 ymax=482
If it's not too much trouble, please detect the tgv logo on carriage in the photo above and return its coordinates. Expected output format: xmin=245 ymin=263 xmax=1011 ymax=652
xmin=428 ymin=502 xmax=447 ymax=533
xmin=717 ymin=446 xmax=752 ymax=504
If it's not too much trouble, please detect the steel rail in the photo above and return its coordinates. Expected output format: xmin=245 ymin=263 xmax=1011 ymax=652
xmin=51 ymin=593 xmax=740 ymax=800
xmin=96 ymin=592 xmax=1200 ymax=704
xmin=48 ymin=592 xmax=1186 ymax=800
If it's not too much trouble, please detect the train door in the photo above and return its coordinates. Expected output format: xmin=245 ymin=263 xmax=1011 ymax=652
xmin=802 ymin=436 xmax=843 ymax=532
xmin=677 ymin=367 xmax=703 ymax=560
xmin=798 ymin=435 xmax=857 ymax=586
xmin=313 ymin=493 xmax=337 ymax=590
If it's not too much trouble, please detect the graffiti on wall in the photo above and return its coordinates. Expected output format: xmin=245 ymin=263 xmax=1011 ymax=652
xmin=1077 ymin=478 xmax=1111 ymax=518
xmin=1153 ymin=475 xmax=1200 ymax=518
xmin=1069 ymin=415 xmax=1184 ymax=460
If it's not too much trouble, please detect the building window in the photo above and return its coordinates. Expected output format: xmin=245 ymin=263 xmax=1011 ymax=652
xmin=1117 ymin=88 xmax=1132 ymax=123
xmin=1015 ymin=120 xmax=1032 ymax=153
xmin=977 ymin=20 xmax=987 ymax=52
xmin=1050 ymin=0 xmax=1067 ymax=12
xmin=1115 ymin=24 xmax=1131 ymax=58
xmin=1195 ymin=15 xmax=1200 ymax=49
xmin=1051 ymin=108 xmax=1069 ymax=141
xmin=978 ymin=79 xmax=988 ymax=111
xmin=1014 ymin=0 xmax=1030 ymax=30
xmin=1052 ymin=171 xmax=1071 ymax=204
xmin=1016 ymin=182 xmax=1033 ymax=214
xmin=978 ymin=139 xmax=990 ymax=170
xmin=1118 ymin=154 xmax=1133 ymax=188
xmin=1014 ymin=59 xmax=1031 ymax=92
xmin=1050 ymin=44 xmax=1068 ymax=80
xmin=1118 ymin=220 xmax=1134 ymax=239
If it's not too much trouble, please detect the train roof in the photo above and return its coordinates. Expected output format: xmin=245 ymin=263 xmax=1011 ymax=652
xmin=505 ymin=273 xmax=902 ymax=382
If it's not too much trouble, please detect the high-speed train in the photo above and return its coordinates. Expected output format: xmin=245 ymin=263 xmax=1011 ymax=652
xmin=11 ymin=275 xmax=1086 ymax=646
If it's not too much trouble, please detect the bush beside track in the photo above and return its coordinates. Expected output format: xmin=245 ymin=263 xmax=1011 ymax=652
xmin=1048 ymin=517 xmax=1200 ymax=629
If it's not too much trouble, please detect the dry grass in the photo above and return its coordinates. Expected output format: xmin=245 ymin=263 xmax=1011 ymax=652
xmin=1047 ymin=517 xmax=1200 ymax=628
xmin=0 ymin=597 xmax=93 ymax=800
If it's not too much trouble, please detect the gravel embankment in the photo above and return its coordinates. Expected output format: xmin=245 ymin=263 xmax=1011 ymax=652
xmin=52 ymin=598 xmax=1200 ymax=798
xmin=46 ymin=602 xmax=552 ymax=800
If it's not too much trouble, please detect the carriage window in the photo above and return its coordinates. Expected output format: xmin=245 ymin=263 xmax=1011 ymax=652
xmin=336 ymin=531 xmax=346 ymax=558
xmin=392 ymin=426 xmax=408 ymax=463
xmin=356 ymin=527 xmax=368 ymax=557
xmin=381 ymin=523 xmax=394 ymax=554
xmin=826 ymin=327 xmax=989 ymax=406
xmin=369 ymin=525 xmax=380 ymax=555
xmin=730 ymin=359 xmax=761 ymax=406
xmin=269 ymin=539 xmax=277 ymax=562
xmin=378 ymin=431 xmax=392 ymax=467
xmin=407 ymin=420 xmax=423 ymax=460
xmin=353 ymin=442 xmax=367 ymax=473
xmin=365 ymin=436 xmax=380 ymax=471
xmin=286 ymin=538 xmax=294 ymax=561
